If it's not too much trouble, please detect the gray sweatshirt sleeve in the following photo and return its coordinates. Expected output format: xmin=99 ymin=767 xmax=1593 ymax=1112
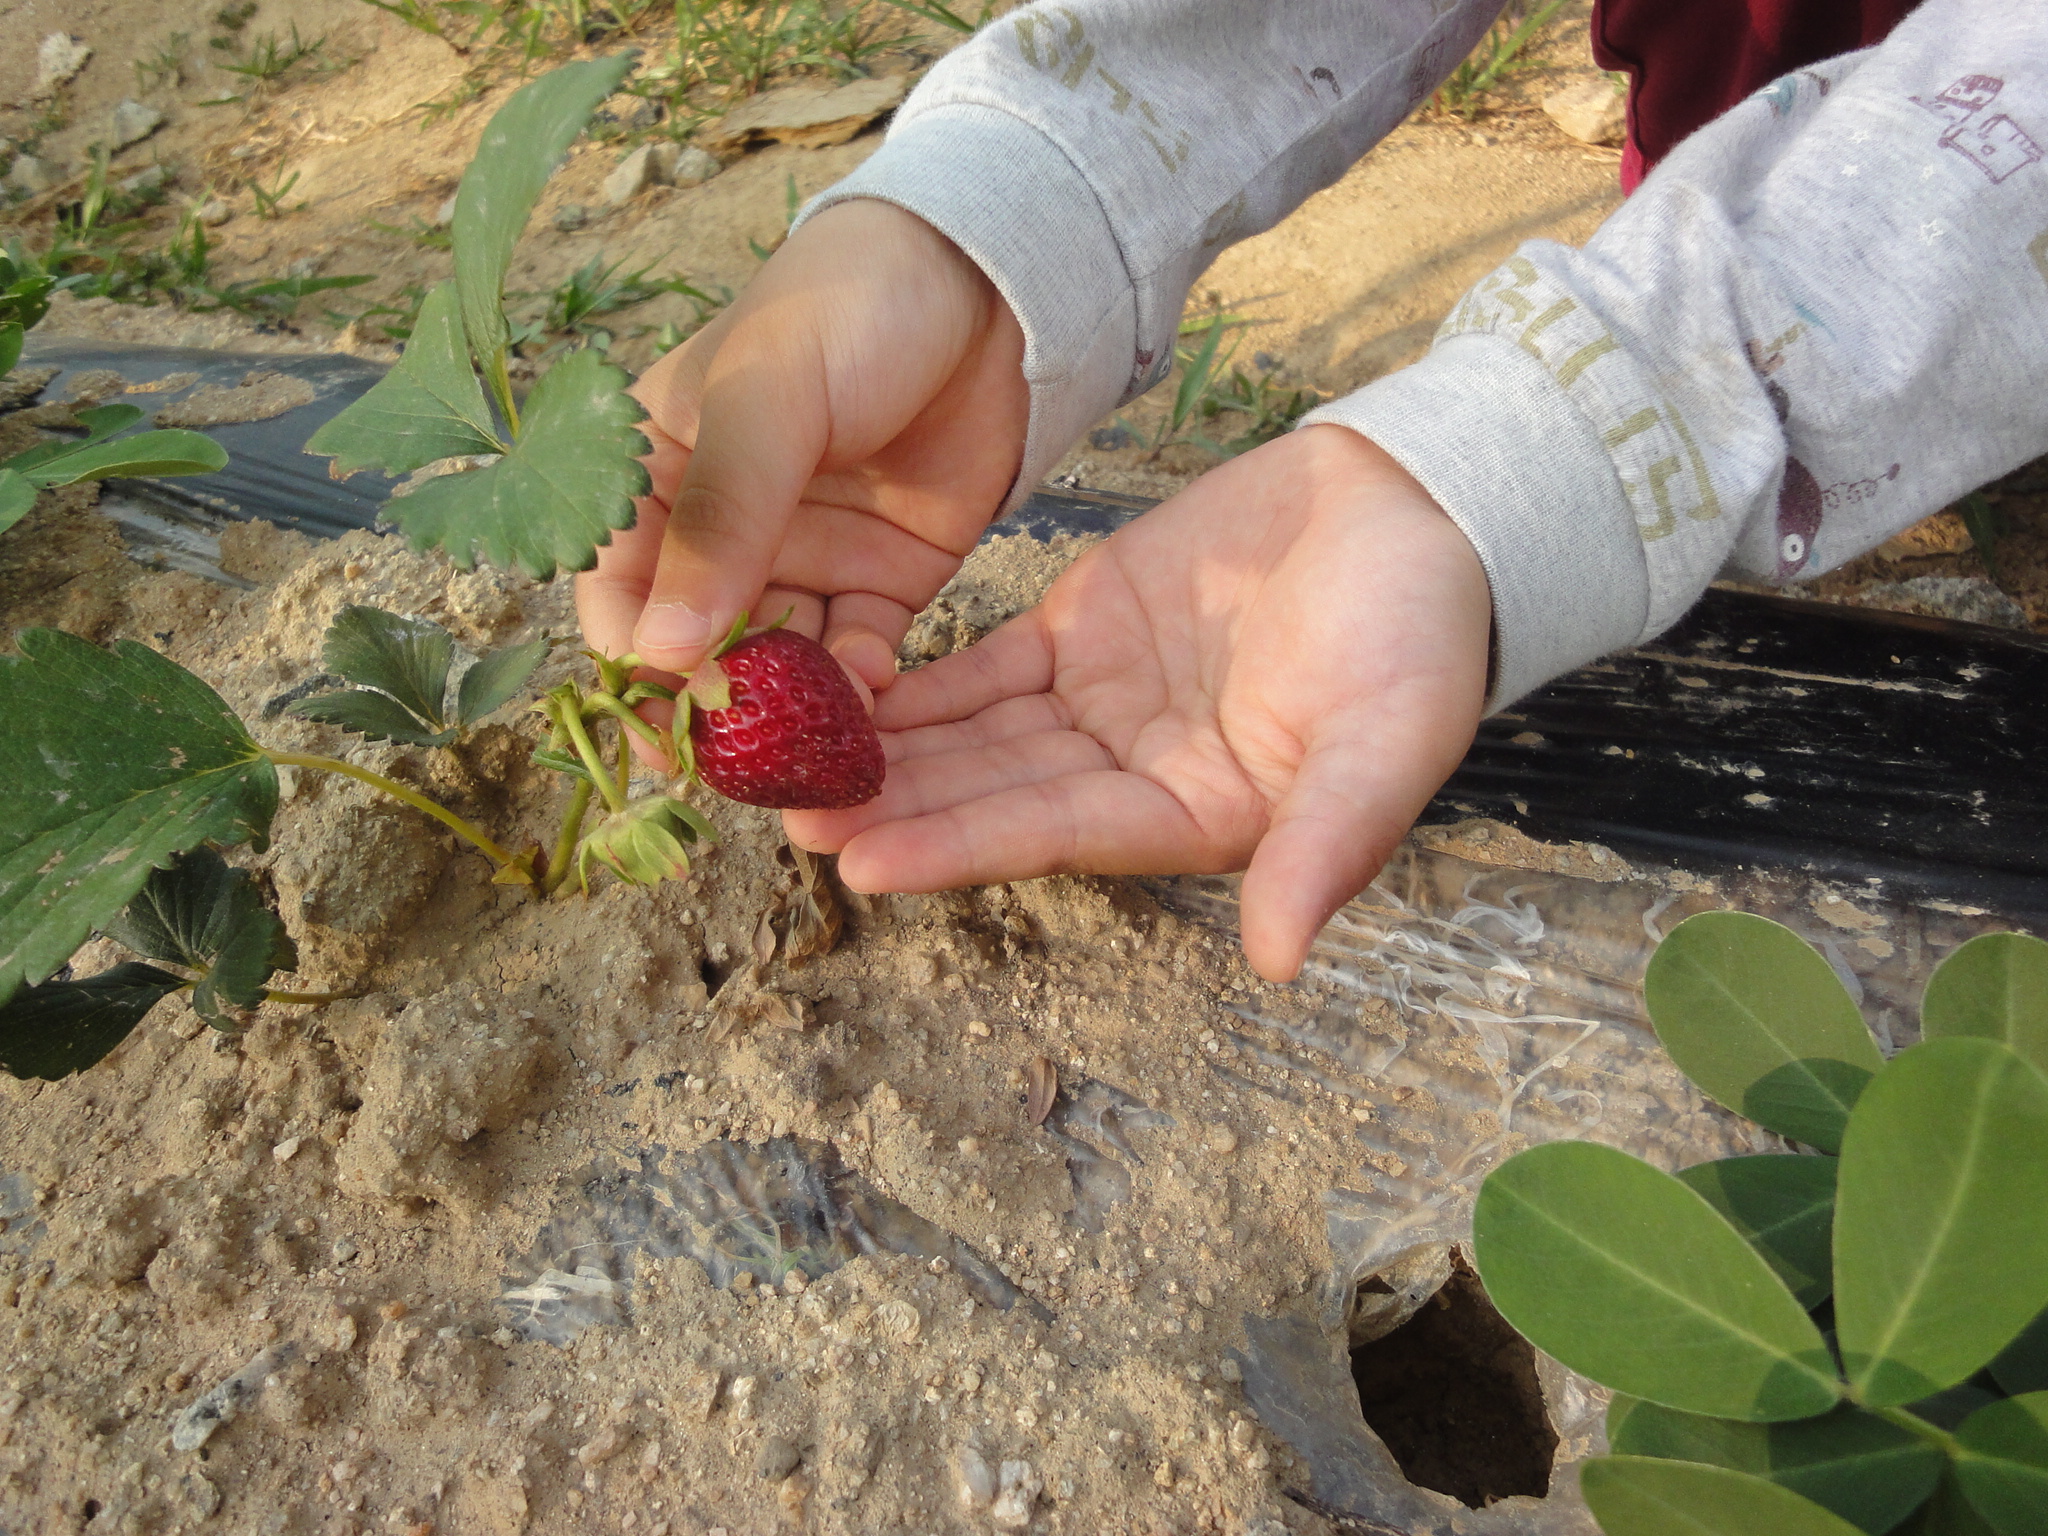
xmin=1306 ymin=0 xmax=2048 ymax=706
xmin=802 ymin=0 xmax=1507 ymax=499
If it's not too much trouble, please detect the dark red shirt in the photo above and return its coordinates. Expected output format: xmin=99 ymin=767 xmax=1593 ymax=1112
xmin=1592 ymin=0 xmax=1924 ymax=189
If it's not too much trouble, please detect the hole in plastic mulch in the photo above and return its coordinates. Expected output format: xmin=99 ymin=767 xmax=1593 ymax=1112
xmin=1349 ymin=1257 xmax=1556 ymax=1509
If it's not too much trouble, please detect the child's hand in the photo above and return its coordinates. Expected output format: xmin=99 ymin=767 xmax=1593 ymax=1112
xmin=784 ymin=425 xmax=1493 ymax=982
xmin=575 ymin=199 xmax=1029 ymax=691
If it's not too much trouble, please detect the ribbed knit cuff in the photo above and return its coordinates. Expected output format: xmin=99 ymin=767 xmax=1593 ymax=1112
xmin=1301 ymin=335 xmax=1651 ymax=711
xmin=799 ymin=104 xmax=1140 ymax=511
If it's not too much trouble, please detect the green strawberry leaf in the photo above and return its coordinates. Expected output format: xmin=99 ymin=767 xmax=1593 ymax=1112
xmin=287 ymin=689 xmax=458 ymax=748
xmin=0 ymin=469 xmax=33 ymax=535
xmin=105 ymin=848 xmax=294 ymax=1026
xmin=384 ymin=345 xmax=648 ymax=580
xmin=0 ymin=961 xmax=187 ymax=1081
xmin=303 ymin=281 xmax=503 ymax=477
xmin=1954 ymin=1392 xmax=2048 ymax=1536
xmin=0 ymin=631 xmax=277 ymax=1007
xmin=1645 ymin=911 xmax=1884 ymax=1154
xmin=1835 ymin=1039 xmax=2048 ymax=1405
xmin=317 ymin=606 xmax=455 ymax=729
xmin=1676 ymin=1154 xmax=1837 ymax=1308
xmin=452 ymin=55 xmax=635 ymax=401
xmin=1583 ymin=1457 xmax=1873 ymax=1536
xmin=1609 ymin=1398 xmax=1943 ymax=1535
xmin=1922 ymin=931 xmax=2048 ymax=1076
xmin=0 ymin=321 xmax=22 ymax=377
xmin=1472 ymin=1140 xmax=1840 ymax=1421
xmin=455 ymin=634 xmax=552 ymax=726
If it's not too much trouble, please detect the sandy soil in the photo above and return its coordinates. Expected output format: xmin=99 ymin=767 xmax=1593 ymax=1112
xmin=4 ymin=6 xmax=2047 ymax=1536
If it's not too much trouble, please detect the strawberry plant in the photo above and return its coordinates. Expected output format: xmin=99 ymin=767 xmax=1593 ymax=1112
xmin=1470 ymin=912 xmax=2048 ymax=1536
xmin=0 ymin=56 xmax=884 ymax=1080
xmin=0 ymin=247 xmax=228 ymax=537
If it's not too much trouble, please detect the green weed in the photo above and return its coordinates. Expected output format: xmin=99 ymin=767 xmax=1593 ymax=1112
xmin=247 ymin=167 xmax=305 ymax=220
xmin=1102 ymin=312 xmax=1322 ymax=461
xmin=1431 ymin=0 xmax=1566 ymax=119
xmin=134 ymin=34 xmax=193 ymax=94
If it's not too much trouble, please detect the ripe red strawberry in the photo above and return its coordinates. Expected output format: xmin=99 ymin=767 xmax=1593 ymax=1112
xmin=686 ymin=629 xmax=884 ymax=810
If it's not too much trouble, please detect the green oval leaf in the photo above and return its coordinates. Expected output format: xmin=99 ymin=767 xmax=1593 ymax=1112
xmin=453 ymin=56 xmax=635 ymax=390
xmin=16 ymin=429 xmax=229 ymax=488
xmin=1473 ymin=1141 xmax=1840 ymax=1421
xmin=0 ymin=961 xmax=186 ymax=1081
xmin=1991 ymin=1308 xmax=2048 ymax=1398
xmin=1954 ymin=1393 xmax=2048 ymax=1536
xmin=385 ymin=345 xmax=648 ymax=580
xmin=1583 ymin=1455 xmax=1870 ymax=1536
xmin=1898 ymin=1468 xmax=2001 ymax=1535
xmin=0 ymin=321 xmax=22 ymax=377
xmin=303 ymin=281 xmax=502 ymax=477
xmin=317 ymin=606 xmax=455 ymax=729
xmin=1835 ymin=1038 xmax=2048 ymax=1405
xmin=0 ymin=631 xmax=277 ymax=1005
xmin=1645 ymin=912 xmax=1884 ymax=1153
xmin=1610 ymin=1398 xmax=1942 ymax=1534
xmin=1924 ymin=933 xmax=2048 ymax=1076
xmin=1677 ymin=1154 xmax=1838 ymax=1309
xmin=0 ymin=469 xmax=33 ymax=536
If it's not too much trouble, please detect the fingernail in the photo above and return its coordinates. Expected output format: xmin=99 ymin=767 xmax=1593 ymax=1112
xmin=634 ymin=600 xmax=717 ymax=658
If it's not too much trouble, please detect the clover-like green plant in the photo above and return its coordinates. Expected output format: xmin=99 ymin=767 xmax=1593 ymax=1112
xmin=0 ymin=247 xmax=229 ymax=536
xmin=1470 ymin=912 xmax=2048 ymax=1536
xmin=305 ymin=55 xmax=651 ymax=580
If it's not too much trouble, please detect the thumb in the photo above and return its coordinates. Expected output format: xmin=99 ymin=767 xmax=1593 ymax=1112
xmin=631 ymin=325 xmax=828 ymax=672
xmin=1238 ymin=715 xmax=1458 ymax=983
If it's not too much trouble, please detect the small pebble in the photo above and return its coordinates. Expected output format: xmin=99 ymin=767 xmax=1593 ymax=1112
xmin=379 ymin=1301 xmax=408 ymax=1321
xmin=1206 ymin=1125 xmax=1238 ymax=1155
xmin=754 ymin=1435 xmax=801 ymax=1481
xmin=553 ymin=203 xmax=589 ymax=232
xmin=576 ymin=1425 xmax=624 ymax=1467
xmin=965 ymin=1019 xmax=991 ymax=1038
xmin=271 ymin=1136 xmax=302 ymax=1162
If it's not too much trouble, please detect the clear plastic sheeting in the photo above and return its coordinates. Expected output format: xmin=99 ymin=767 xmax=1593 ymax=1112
xmin=1156 ymin=831 xmax=2021 ymax=1534
xmin=499 ymin=1137 xmax=1043 ymax=1347
xmin=1041 ymin=1077 xmax=1176 ymax=1231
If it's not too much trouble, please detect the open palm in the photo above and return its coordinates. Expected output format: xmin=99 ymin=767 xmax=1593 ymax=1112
xmin=786 ymin=426 xmax=1493 ymax=981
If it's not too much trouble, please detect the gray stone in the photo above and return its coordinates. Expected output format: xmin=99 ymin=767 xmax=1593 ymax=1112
xmin=753 ymin=1435 xmax=802 ymax=1481
xmin=705 ymin=75 xmax=910 ymax=154
xmin=596 ymin=92 xmax=657 ymax=132
xmin=552 ymin=203 xmax=588 ymax=232
xmin=668 ymin=145 xmax=723 ymax=187
xmin=1853 ymin=575 xmax=2029 ymax=630
xmin=118 ymin=164 xmax=168 ymax=200
xmin=3 ymin=154 xmax=54 ymax=196
xmin=196 ymin=197 xmax=232 ymax=226
xmin=110 ymin=100 xmax=167 ymax=151
xmin=601 ymin=143 xmax=663 ymax=206
xmin=34 ymin=33 xmax=92 ymax=96
xmin=1542 ymin=76 xmax=1627 ymax=147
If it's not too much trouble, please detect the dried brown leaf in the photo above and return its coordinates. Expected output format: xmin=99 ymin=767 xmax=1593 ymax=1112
xmin=752 ymin=908 xmax=777 ymax=968
xmin=780 ymin=846 xmax=842 ymax=966
xmin=1025 ymin=1055 xmax=1058 ymax=1127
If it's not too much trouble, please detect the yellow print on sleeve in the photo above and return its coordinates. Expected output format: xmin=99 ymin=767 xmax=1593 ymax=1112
xmin=1441 ymin=259 xmax=1721 ymax=544
xmin=1013 ymin=8 xmax=1191 ymax=172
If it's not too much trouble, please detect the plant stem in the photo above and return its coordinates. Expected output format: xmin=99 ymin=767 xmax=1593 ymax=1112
xmin=559 ymin=710 xmax=625 ymax=813
xmin=544 ymin=776 xmax=596 ymax=898
xmin=1870 ymin=1404 xmax=1963 ymax=1456
xmin=265 ymin=750 xmax=532 ymax=882
xmin=585 ymin=690 xmax=670 ymax=756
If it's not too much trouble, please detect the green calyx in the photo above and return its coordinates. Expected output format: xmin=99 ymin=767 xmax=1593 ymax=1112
xmin=574 ymin=794 xmax=716 ymax=893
